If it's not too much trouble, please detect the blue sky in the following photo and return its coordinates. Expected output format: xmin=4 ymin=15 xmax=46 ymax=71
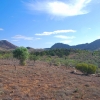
xmin=0 ymin=0 xmax=100 ymax=48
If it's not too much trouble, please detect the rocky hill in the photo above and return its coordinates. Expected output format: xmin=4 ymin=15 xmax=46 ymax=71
xmin=0 ymin=40 xmax=17 ymax=49
xmin=51 ymin=39 xmax=100 ymax=50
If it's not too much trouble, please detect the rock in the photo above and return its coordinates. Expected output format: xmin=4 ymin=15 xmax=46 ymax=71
xmin=70 ymin=70 xmax=76 ymax=74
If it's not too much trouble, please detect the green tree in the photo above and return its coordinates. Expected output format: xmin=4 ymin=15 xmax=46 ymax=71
xmin=13 ymin=47 xmax=29 ymax=66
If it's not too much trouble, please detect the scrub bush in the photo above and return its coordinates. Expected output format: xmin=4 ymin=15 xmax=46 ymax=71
xmin=76 ymin=63 xmax=97 ymax=74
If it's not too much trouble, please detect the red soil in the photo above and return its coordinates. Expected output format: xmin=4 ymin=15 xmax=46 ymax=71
xmin=0 ymin=60 xmax=100 ymax=100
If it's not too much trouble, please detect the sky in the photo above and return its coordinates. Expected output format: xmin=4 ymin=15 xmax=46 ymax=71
xmin=0 ymin=0 xmax=100 ymax=48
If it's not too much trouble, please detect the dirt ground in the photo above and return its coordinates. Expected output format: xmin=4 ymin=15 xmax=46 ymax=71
xmin=0 ymin=60 xmax=100 ymax=100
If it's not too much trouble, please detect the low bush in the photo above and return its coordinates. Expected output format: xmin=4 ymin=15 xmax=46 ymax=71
xmin=53 ymin=61 xmax=61 ymax=66
xmin=64 ymin=59 xmax=77 ymax=68
xmin=29 ymin=55 xmax=38 ymax=63
xmin=76 ymin=63 xmax=97 ymax=74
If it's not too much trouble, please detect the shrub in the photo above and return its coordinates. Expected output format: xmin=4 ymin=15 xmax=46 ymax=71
xmin=87 ymin=64 xmax=97 ymax=74
xmin=13 ymin=47 xmax=29 ymax=66
xmin=53 ymin=61 xmax=61 ymax=66
xmin=29 ymin=55 xmax=38 ymax=63
xmin=64 ymin=59 xmax=77 ymax=68
xmin=76 ymin=63 xmax=97 ymax=74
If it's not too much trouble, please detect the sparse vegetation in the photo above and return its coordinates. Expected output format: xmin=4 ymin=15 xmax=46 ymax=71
xmin=0 ymin=48 xmax=100 ymax=99
xmin=29 ymin=54 xmax=38 ymax=63
xmin=0 ymin=59 xmax=100 ymax=100
xmin=13 ymin=47 xmax=29 ymax=66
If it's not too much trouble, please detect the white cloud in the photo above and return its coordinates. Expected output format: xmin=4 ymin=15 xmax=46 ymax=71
xmin=35 ymin=38 xmax=41 ymax=40
xmin=12 ymin=35 xmax=41 ymax=41
xmin=54 ymin=35 xmax=75 ymax=39
xmin=35 ymin=29 xmax=76 ymax=36
xmin=0 ymin=28 xmax=4 ymax=31
xmin=60 ymin=40 xmax=72 ymax=44
xmin=54 ymin=35 xmax=75 ymax=44
xmin=26 ymin=0 xmax=92 ymax=17
xmin=12 ymin=35 xmax=34 ymax=40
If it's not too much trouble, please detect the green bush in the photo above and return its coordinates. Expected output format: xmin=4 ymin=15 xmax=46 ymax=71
xmin=29 ymin=55 xmax=38 ymax=63
xmin=87 ymin=64 xmax=97 ymax=74
xmin=13 ymin=47 xmax=29 ymax=66
xmin=76 ymin=63 xmax=97 ymax=74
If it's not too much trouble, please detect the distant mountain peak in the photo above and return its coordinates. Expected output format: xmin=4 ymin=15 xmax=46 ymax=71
xmin=0 ymin=40 xmax=17 ymax=49
xmin=51 ymin=39 xmax=100 ymax=50
xmin=51 ymin=43 xmax=70 ymax=49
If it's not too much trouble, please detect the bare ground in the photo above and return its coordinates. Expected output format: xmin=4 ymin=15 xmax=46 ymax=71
xmin=0 ymin=60 xmax=100 ymax=100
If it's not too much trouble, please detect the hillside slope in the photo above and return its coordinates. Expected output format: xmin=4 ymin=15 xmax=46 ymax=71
xmin=0 ymin=40 xmax=17 ymax=49
xmin=51 ymin=39 xmax=100 ymax=50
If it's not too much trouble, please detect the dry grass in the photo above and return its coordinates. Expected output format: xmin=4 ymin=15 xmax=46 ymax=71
xmin=0 ymin=60 xmax=100 ymax=100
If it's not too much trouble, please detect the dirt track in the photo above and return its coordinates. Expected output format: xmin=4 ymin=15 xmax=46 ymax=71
xmin=0 ymin=61 xmax=100 ymax=100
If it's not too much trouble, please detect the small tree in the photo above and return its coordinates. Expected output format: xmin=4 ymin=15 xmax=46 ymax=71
xmin=13 ymin=47 xmax=29 ymax=66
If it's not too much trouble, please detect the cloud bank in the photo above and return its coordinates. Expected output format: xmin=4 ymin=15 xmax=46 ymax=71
xmin=54 ymin=35 xmax=75 ymax=39
xmin=60 ymin=40 xmax=72 ymax=44
xmin=12 ymin=35 xmax=41 ymax=41
xmin=54 ymin=35 xmax=75 ymax=44
xmin=12 ymin=35 xmax=34 ymax=40
xmin=26 ymin=0 xmax=92 ymax=17
xmin=35 ymin=30 xmax=76 ymax=36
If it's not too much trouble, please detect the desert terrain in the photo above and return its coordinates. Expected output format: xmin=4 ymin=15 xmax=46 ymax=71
xmin=0 ymin=60 xmax=100 ymax=100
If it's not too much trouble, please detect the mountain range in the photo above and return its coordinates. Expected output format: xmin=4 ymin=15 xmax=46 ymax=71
xmin=0 ymin=39 xmax=100 ymax=51
xmin=51 ymin=39 xmax=100 ymax=50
